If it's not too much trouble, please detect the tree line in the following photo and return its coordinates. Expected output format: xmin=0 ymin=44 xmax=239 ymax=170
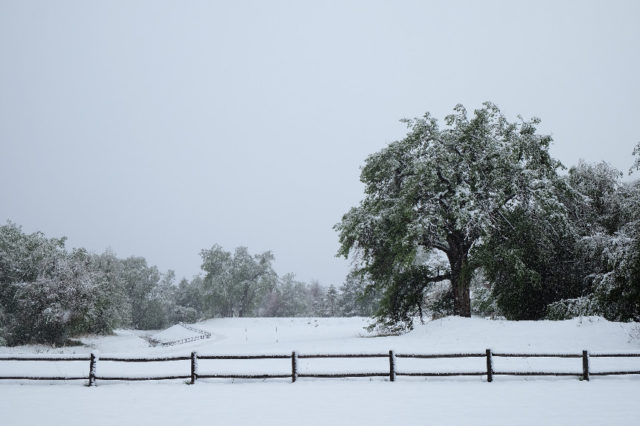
xmin=0 ymin=225 xmax=378 ymax=346
xmin=3 ymin=102 xmax=638 ymax=345
xmin=336 ymin=102 xmax=640 ymax=331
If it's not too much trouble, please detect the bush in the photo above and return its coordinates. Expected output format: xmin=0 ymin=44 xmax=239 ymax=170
xmin=545 ymin=297 xmax=598 ymax=320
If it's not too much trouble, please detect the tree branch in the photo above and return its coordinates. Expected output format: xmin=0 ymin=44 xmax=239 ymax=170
xmin=432 ymin=242 xmax=450 ymax=254
xmin=422 ymin=272 xmax=451 ymax=283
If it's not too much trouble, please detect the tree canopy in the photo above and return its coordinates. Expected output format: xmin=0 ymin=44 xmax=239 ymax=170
xmin=336 ymin=103 xmax=565 ymax=324
xmin=200 ymin=245 xmax=278 ymax=317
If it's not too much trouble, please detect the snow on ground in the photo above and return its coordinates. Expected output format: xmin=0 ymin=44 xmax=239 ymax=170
xmin=1 ymin=316 xmax=639 ymax=425
xmin=2 ymin=380 xmax=639 ymax=426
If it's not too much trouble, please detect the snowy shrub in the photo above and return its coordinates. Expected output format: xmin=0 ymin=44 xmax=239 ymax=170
xmin=424 ymin=281 xmax=454 ymax=318
xmin=172 ymin=306 xmax=199 ymax=324
xmin=470 ymin=271 xmax=502 ymax=318
xmin=545 ymin=297 xmax=599 ymax=320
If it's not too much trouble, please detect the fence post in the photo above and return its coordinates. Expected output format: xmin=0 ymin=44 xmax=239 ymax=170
xmin=389 ymin=350 xmax=396 ymax=382
xmin=88 ymin=353 xmax=97 ymax=387
xmin=191 ymin=352 xmax=198 ymax=384
xmin=291 ymin=351 xmax=298 ymax=383
xmin=486 ymin=349 xmax=493 ymax=383
xmin=582 ymin=350 xmax=589 ymax=381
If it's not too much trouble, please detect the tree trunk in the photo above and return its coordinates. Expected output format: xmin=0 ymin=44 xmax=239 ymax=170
xmin=447 ymin=237 xmax=472 ymax=317
xmin=238 ymin=283 xmax=251 ymax=317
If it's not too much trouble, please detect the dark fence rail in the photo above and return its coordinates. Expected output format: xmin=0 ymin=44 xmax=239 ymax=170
xmin=0 ymin=356 xmax=90 ymax=361
xmin=100 ymin=356 xmax=190 ymax=362
xmin=0 ymin=349 xmax=639 ymax=385
xmin=147 ymin=323 xmax=212 ymax=347
xmin=397 ymin=353 xmax=485 ymax=359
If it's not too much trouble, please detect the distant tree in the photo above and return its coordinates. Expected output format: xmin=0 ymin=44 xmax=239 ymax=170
xmin=200 ymin=245 xmax=277 ymax=317
xmin=87 ymin=250 xmax=130 ymax=333
xmin=261 ymin=273 xmax=310 ymax=317
xmin=120 ymin=257 xmax=162 ymax=328
xmin=0 ymin=221 xmax=206 ymax=344
xmin=136 ymin=270 xmax=177 ymax=330
xmin=307 ymin=280 xmax=327 ymax=316
xmin=631 ymin=142 xmax=640 ymax=174
xmin=10 ymin=247 xmax=101 ymax=345
xmin=325 ymin=285 xmax=339 ymax=316
xmin=0 ymin=221 xmax=66 ymax=305
xmin=338 ymin=272 xmax=380 ymax=317
xmin=174 ymin=277 xmax=204 ymax=322
xmin=0 ymin=222 xmax=72 ymax=344
xmin=336 ymin=103 xmax=564 ymax=326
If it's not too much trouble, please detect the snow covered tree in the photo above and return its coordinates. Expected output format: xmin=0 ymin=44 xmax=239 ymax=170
xmin=545 ymin=152 xmax=640 ymax=321
xmin=135 ymin=270 xmax=177 ymax=330
xmin=0 ymin=221 xmax=66 ymax=291
xmin=631 ymin=142 xmax=640 ymax=175
xmin=9 ymin=247 xmax=101 ymax=345
xmin=566 ymin=161 xmax=625 ymax=235
xmin=120 ymin=256 xmax=163 ymax=328
xmin=174 ymin=277 xmax=205 ymax=322
xmin=324 ymin=285 xmax=339 ymax=316
xmin=87 ymin=250 xmax=130 ymax=333
xmin=478 ymin=204 xmax=586 ymax=320
xmin=307 ymin=280 xmax=327 ymax=316
xmin=0 ymin=222 xmax=71 ymax=344
xmin=261 ymin=273 xmax=311 ymax=317
xmin=338 ymin=272 xmax=380 ymax=317
xmin=568 ymin=180 xmax=640 ymax=321
xmin=200 ymin=245 xmax=277 ymax=317
xmin=336 ymin=103 xmax=564 ymax=324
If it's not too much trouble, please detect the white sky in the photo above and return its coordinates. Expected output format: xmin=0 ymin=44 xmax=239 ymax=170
xmin=1 ymin=0 xmax=639 ymax=285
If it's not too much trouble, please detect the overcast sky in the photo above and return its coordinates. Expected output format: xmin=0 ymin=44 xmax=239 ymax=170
xmin=1 ymin=0 xmax=639 ymax=285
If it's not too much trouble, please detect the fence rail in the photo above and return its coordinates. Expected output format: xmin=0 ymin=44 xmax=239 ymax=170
xmin=147 ymin=323 xmax=212 ymax=347
xmin=0 ymin=349 xmax=639 ymax=386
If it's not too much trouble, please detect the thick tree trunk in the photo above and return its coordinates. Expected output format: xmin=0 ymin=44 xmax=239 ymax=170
xmin=447 ymin=236 xmax=472 ymax=317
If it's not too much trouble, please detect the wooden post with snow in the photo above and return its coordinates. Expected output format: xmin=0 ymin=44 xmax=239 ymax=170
xmin=582 ymin=350 xmax=589 ymax=381
xmin=389 ymin=350 xmax=396 ymax=382
xmin=486 ymin=349 xmax=493 ymax=383
xmin=88 ymin=353 xmax=97 ymax=387
xmin=191 ymin=352 xmax=198 ymax=384
xmin=291 ymin=351 xmax=298 ymax=383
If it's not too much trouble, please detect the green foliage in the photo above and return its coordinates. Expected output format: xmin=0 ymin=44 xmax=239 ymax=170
xmin=200 ymin=245 xmax=277 ymax=317
xmin=567 ymin=161 xmax=625 ymax=235
xmin=261 ymin=273 xmax=311 ymax=317
xmin=86 ymin=250 xmax=130 ymax=334
xmin=479 ymin=205 xmax=587 ymax=320
xmin=338 ymin=272 xmax=380 ymax=317
xmin=336 ymin=102 xmax=563 ymax=324
xmin=545 ymin=297 xmax=598 ymax=320
xmin=0 ymin=222 xmax=188 ymax=345
xmin=482 ymin=156 xmax=640 ymax=322
xmin=546 ymin=163 xmax=640 ymax=322
xmin=470 ymin=279 xmax=501 ymax=318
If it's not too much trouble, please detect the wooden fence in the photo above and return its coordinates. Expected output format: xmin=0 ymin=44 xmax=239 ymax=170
xmin=147 ymin=323 xmax=212 ymax=347
xmin=0 ymin=350 xmax=639 ymax=386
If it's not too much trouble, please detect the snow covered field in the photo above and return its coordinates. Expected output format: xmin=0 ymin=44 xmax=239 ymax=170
xmin=1 ymin=316 xmax=639 ymax=425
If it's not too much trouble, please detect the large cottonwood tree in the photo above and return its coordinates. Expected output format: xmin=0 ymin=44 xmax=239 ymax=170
xmin=336 ymin=103 xmax=564 ymax=321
